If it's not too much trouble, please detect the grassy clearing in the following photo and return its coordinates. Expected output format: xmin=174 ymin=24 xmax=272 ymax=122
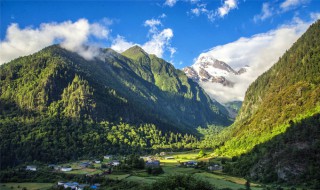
xmin=194 ymin=173 xmax=263 ymax=190
xmin=107 ymin=174 xmax=131 ymax=180
xmin=124 ymin=176 xmax=159 ymax=185
xmin=0 ymin=183 xmax=53 ymax=190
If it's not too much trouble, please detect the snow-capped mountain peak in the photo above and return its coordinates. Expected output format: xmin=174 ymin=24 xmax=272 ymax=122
xmin=183 ymin=54 xmax=245 ymax=89
xmin=194 ymin=54 xmax=238 ymax=76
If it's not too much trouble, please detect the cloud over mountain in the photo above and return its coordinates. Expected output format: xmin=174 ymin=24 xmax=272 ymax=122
xmin=0 ymin=19 xmax=110 ymax=64
xmin=111 ymin=17 xmax=175 ymax=58
xmin=193 ymin=15 xmax=317 ymax=103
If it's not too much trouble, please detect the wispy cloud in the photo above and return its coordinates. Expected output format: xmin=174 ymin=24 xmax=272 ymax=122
xmin=194 ymin=15 xmax=318 ymax=103
xmin=164 ymin=0 xmax=177 ymax=7
xmin=142 ymin=28 xmax=174 ymax=57
xmin=218 ymin=0 xmax=238 ymax=17
xmin=110 ymin=35 xmax=135 ymax=53
xmin=111 ymin=16 xmax=175 ymax=59
xmin=0 ymin=18 xmax=110 ymax=64
xmin=189 ymin=0 xmax=238 ymax=21
xmin=144 ymin=19 xmax=162 ymax=34
xmin=280 ymin=0 xmax=309 ymax=11
xmin=253 ymin=0 xmax=311 ymax=22
xmin=254 ymin=3 xmax=273 ymax=22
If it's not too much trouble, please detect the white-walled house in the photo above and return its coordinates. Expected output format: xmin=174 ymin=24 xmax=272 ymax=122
xmin=104 ymin=155 xmax=112 ymax=159
xmin=111 ymin=160 xmax=120 ymax=166
xmin=61 ymin=166 xmax=72 ymax=172
xmin=26 ymin=165 xmax=37 ymax=171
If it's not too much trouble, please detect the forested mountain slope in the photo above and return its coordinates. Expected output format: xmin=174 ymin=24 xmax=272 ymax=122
xmin=224 ymin=113 xmax=320 ymax=187
xmin=215 ymin=20 xmax=320 ymax=156
xmin=213 ymin=20 xmax=320 ymax=186
xmin=0 ymin=45 xmax=231 ymax=168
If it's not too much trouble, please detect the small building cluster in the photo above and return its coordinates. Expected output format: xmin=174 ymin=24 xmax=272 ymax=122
xmin=145 ymin=160 xmax=160 ymax=168
xmin=181 ymin=161 xmax=198 ymax=167
xmin=57 ymin=181 xmax=100 ymax=190
xmin=208 ymin=164 xmax=223 ymax=171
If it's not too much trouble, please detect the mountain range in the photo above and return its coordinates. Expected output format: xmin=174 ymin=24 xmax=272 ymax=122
xmin=0 ymin=44 xmax=232 ymax=167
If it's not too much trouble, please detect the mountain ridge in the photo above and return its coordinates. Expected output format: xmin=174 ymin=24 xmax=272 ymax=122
xmin=0 ymin=44 xmax=232 ymax=167
xmin=215 ymin=20 xmax=320 ymax=185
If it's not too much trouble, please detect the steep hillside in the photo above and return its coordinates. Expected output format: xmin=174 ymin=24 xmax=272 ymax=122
xmin=0 ymin=45 xmax=231 ymax=167
xmin=215 ymin=20 xmax=320 ymax=157
xmin=224 ymin=113 xmax=320 ymax=187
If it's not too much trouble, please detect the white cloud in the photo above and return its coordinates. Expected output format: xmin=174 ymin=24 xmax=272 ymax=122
xmin=159 ymin=13 xmax=167 ymax=18
xmin=254 ymin=3 xmax=273 ymax=22
xmin=189 ymin=0 xmax=237 ymax=21
xmin=218 ymin=0 xmax=238 ymax=17
xmin=189 ymin=3 xmax=215 ymax=21
xmin=0 ymin=19 xmax=110 ymax=64
xmin=310 ymin=12 xmax=320 ymax=20
xmin=111 ymin=35 xmax=135 ymax=53
xmin=144 ymin=19 xmax=162 ymax=34
xmin=191 ymin=8 xmax=201 ymax=16
xmin=164 ymin=0 xmax=177 ymax=7
xmin=144 ymin=19 xmax=161 ymax=28
xmin=194 ymin=15 xmax=317 ymax=103
xmin=111 ymin=18 xmax=175 ymax=59
xmin=168 ymin=47 xmax=176 ymax=58
xmin=280 ymin=0 xmax=309 ymax=11
xmin=142 ymin=28 xmax=174 ymax=57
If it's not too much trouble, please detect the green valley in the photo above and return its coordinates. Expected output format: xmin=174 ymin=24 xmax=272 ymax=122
xmin=1 ymin=11 xmax=320 ymax=190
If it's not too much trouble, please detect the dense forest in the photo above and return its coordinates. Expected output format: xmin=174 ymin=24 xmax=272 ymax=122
xmin=224 ymin=113 xmax=320 ymax=188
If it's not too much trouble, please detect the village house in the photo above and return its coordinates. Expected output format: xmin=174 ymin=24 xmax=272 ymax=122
xmin=165 ymin=156 xmax=174 ymax=160
xmin=58 ymin=181 xmax=90 ymax=190
xmin=208 ymin=164 xmax=223 ymax=171
xmin=183 ymin=161 xmax=198 ymax=167
xmin=110 ymin=160 xmax=120 ymax=166
xmin=145 ymin=160 xmax=160 ymax=167
xmin=26 ymin=165 xmax=37 ymax=171
xmin=48 ymin=164 xmax=56 ymax=168
xmin=63 ymin=182 xmax=79 ymax=189
xmin=160 ymin=152 xmax=166 ymax=156
xmin=104 ymin=155 xmax=112 ymax=159
xmin=79 ymin=162 xmax=91 ymax=168
xmin=61 ymin=166 xmax=73 ymax=172
xmin=57 ymin=181 xmax=65 ymax=186
xmin=140 ymin=156 xmax=152 ymax=161
xmin=94 ymin=160 xmax=101 ymax=164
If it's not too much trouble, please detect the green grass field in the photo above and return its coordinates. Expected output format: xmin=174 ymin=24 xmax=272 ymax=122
xmin=0 ymin=183 xmax=53 ymax=190
xmin=16 ymin=151 xmax=297 ymax=190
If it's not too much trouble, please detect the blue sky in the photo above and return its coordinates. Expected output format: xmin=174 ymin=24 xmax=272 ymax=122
xmin=1 ymin=0 xmax=320 ymax=69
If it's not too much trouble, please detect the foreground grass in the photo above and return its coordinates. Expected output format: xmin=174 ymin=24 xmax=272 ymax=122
xmin=0 ymin=183 xmax=53 ymax=190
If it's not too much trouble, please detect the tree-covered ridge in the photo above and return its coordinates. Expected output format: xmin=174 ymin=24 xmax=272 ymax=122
xmin=214 ymin=20 xmax=320 ymax=156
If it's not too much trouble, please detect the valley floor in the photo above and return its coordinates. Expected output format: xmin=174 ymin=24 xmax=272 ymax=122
xmin=0 ymin=150 xmax=302 ymax=190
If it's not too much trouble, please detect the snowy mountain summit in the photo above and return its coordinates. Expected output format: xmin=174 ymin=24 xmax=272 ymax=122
xmin=183 ymin=54 xmax=246 ymax=87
